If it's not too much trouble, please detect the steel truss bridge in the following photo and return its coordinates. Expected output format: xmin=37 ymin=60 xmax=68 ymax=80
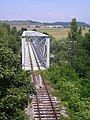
xmin=22 ymin=31 xmax=61 ymax=120
xmin=22 ymin=31 xmax=50 ymax=70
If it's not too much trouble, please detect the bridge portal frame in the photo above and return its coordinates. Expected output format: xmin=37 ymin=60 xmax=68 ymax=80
xmin=22 ymin=31 xmax=50 ymax=70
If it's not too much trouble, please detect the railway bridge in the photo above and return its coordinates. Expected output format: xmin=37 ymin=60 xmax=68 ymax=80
xmin=22 ymin=31 xmax=61 ymax=120
xmin=22 ymin=31 xmax=50 ymax=70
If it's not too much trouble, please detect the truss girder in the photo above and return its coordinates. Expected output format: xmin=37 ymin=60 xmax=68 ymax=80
xmin=22 ymin=31 xmax=50 ymax=70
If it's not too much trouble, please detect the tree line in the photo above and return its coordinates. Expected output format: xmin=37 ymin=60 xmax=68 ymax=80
xmin=44 ymin=18 xmax=90 ymax=120
xmin=0 ymin=23 xmax=34 ymax=120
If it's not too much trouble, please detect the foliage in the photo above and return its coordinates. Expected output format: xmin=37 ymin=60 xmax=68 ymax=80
xmin=0 ymin=23 xmax=34 ymax=120
xmin=50 ymin=38 xmax=67 ymax=66
xmin=18 ymin=27 xmax=27 ymax=36
xmin=44 ymin=65 xmax=90 ymax=120
xmin=44 ymin=18 xmax=90 ymax=120
xmin=67 ymin=18 xmax=81 ymax=67
xmin=74 ymin=32 xmax=90 ymax=78
xmin=68 ymin=18 xmax=78 ymax=41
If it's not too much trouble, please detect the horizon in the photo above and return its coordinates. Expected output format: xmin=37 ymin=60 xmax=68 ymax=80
xmin=0 ymin=0 xmax=90 ymax=24
xmin=0 ymin=19 xmax=89 ymax=24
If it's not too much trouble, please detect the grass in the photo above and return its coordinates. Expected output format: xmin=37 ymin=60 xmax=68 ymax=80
xmin=36 ymin=28 xmax=69 ymax=39
xmin=28 ymin=28 xmax=89 ymax=39
xmin=11 ymin=25 xmax=89 ymax=39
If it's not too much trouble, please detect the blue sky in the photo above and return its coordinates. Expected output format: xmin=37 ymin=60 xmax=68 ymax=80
xmin=0 ymin=0 xmax=90 ymax=23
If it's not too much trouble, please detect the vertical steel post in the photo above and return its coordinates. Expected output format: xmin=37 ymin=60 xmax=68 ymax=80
xmin=46 ymin=37 xmax=50 ymax=68
xmin=22 ymin=36 xmax=26 ymax=70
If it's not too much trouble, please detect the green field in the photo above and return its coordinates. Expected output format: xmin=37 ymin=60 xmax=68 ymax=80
xmin=26 ymin=28 xmax=68 ymax=39
xmin=29 ymin=28 xmax=89 ymax=39
xmin=11 ymin=25 xmax=89 ymax=39
xmin=36 ymin=28 xmax=69 ymax=39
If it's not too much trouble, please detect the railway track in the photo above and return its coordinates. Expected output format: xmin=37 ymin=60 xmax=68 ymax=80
xmin=27 ymin=41 xmax=61 ymax=120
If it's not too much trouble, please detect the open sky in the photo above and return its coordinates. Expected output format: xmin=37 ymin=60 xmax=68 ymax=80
xmin=0 ymin=0 xmax=90 ymax=23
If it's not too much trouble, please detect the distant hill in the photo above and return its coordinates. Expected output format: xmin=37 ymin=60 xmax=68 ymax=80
xmin=44 ymin=22 xmax=88 ymax=27
xmin=0 ymin=20 xmax=89 ymax=28
xmin=0 ymin=20 xmax=41 ymax=25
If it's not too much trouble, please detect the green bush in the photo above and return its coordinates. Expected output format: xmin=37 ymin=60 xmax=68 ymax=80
xmin=44 ymin=65 xmax=90 ymax=120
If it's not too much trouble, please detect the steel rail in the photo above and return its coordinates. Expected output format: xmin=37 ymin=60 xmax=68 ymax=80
xmin=31 ymin=42 xmax=58 ymax=120
xmin=27 ymin=41 xmax=41 ymax=120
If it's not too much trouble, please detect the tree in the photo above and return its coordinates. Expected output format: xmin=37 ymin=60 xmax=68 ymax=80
xmin=18 ymin=28 xmax=27 ymax=36
xmin=0 ymin=26 xmax=9 ymax=48
xmin=68 ymin=18 xmax=80 ymax=68
xmin=0 ymin=23 xmax=34 ymax=120
xmin=75 ymin=32 xmax=90 ymax=77
xmin=11 ymin=27 xmax=17 ymax=34
xmin=0 ymin=23 xmax=10 ymax=33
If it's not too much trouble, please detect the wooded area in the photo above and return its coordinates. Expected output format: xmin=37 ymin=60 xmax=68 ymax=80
xmin=0 ymin=24 xmax=34 ymax=120
xmin=44 ymin=18 xmax=90 ymax=120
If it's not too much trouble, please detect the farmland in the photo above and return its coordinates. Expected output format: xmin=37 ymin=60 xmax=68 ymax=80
xmin=36 ymin=28 xmax=69 ymax=39
xmin=11 ymin=25 xmax=89 ymax=39
xmin=11 ymin=26 xmax=69 ymax=39
xmin=30 ymin=28 xmax=89 ymax=39
xmin=10 ymin=25 xmax=69 ymax=39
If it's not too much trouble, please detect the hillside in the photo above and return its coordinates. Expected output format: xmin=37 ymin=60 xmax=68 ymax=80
xmin=44 ymin=22 xmax=88 ymax=27
xmin=0 ymin=20 xmax=89 ymax=28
